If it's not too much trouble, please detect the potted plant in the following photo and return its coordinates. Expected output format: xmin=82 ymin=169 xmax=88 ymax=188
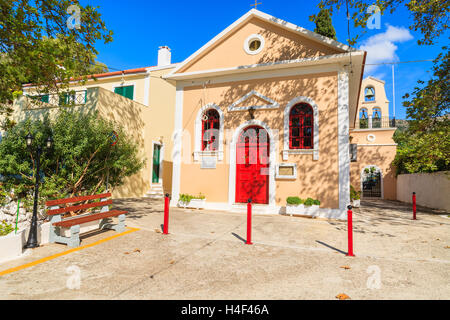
xmin=304 ymin=197 xmax=320 ymax=215
xmin=178 ymin=193 xmax=206 ymax=210
xmin=350 ymin=185 xmax=361 ymax=208
xmin=311 ymin=199 xmax=321 ymax=210
xmin=286 ymin=197 xmax=305 ymax=215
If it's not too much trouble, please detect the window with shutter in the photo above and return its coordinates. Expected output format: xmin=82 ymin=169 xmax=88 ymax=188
xmin=114 ymin=85 xmax=134 ymax=100
xmin=40 ymin=95 xmax=49 ymax=103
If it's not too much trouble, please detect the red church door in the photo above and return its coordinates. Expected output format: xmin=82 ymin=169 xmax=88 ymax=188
xmin=236 ymin=126 xmax=270 ymax=204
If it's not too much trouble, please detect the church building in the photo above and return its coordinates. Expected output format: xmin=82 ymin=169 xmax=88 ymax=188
xmin=165 ymin=9 xmax=367 ymax=219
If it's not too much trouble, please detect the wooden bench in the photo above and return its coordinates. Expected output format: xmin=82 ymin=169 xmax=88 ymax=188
xmin=46 ymin=193 xmax=127 ymax=248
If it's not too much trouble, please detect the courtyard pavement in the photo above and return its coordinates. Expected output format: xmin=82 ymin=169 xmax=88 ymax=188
xmin=0 ymin=199 xmax=448 ymax=300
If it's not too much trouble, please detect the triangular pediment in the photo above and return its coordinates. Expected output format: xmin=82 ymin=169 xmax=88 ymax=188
xmin=169 ymin=9 xmax=353 ymax=77
xmin=228 ymin=90 xmax=279 ymax=111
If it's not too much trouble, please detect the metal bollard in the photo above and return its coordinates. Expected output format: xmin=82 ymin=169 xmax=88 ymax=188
xmin=346 ymin=205 xmax=355 ymax=257
xmin=163 ymin=193 xmax=170 ymax=235
xmin=413 ymin=192 xmax=417 ymax=220
xmin=246 ymin=199 xmax=253 ymax=245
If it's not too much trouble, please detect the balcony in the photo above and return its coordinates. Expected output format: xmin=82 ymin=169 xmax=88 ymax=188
xmin=26 ymin=90 xmax=88 ymax=109
xmin=355 ymin=116 xmax=397 ymax=130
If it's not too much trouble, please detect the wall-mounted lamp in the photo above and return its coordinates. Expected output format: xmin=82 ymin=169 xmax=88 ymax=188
xmin=248 ymin=107 xmax=255 ymax=120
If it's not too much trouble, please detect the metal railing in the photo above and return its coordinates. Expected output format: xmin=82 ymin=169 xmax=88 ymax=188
xmin=356 ymin=116 xmax=396 ymax=129
xmin=27 ymin=90 xmax=87 ymax=108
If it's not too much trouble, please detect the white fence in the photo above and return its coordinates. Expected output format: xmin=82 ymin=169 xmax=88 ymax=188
xmin=397 ymin=171 xmax=450 ymax=212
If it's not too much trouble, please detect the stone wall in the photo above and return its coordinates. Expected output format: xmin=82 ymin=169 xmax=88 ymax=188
xmin=0 ymin=197 xmax=45 ymax=233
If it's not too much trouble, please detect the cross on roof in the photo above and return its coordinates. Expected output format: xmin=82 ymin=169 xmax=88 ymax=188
xmin=251 ymin=0 xmax=262 ymax=9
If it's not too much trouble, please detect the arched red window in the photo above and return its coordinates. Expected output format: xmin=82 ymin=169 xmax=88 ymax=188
xmin=289 ymin=103 xmax=313 ymax=149
xmin=202 ymin=109 xmax=220 ymax=151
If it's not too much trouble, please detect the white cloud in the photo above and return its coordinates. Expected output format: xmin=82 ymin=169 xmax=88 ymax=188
xmin=372 ymin=72 xmax=387 ymax=81
xmin=360 ymin=25 xmax=413 ymax=73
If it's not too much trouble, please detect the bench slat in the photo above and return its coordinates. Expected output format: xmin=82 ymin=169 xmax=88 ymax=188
xmin=52 ymin=210 xmax=127 ymax=228
xmin=47 ymin=200 xmax=113 ymax=216
xmin=46 ymin=193 xmax=112 ymax=207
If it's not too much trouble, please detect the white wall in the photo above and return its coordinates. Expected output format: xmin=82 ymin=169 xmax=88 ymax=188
xmin=397 ymin=171 xmax=450 ymax=211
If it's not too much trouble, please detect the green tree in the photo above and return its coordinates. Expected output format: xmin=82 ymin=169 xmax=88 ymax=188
xmin=313 ymin=9 xmax=337 ymax=40
xmin=89 ymin=61 xmax=109 ymax=74
xmin=0 ymin=0 xmax=113 ymax=112
xmin=311 ymin=0 xmax=449 ymax=45
xmin=0 ymin=110 xmax=145 ymax=200
xmin=393 ymin=48 xmax=450 ymax=174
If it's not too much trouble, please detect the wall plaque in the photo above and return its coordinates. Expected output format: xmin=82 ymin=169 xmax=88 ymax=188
xmin=201 ymin=156 xmax=217 ymax=169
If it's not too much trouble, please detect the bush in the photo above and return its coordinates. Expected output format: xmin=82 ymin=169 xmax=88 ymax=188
xmin=0 ymin=110 xmax=145 ymax=202
xmin=179 ymin=193 xmax=205 ymax=203
xmin=313 ymin=199 xmax=321 ymax=206
xmin=287 ymin=197 xmax=303 ymax=205
xmin=350 ymin=185 xmax=361 ymax=201
xmin=0 ymin=183 xmax=9 ymax=206
xmin=0 ymin=221 xmax=14 ymax=236
xmin=304 ymin=198 xmax=314 ymax=206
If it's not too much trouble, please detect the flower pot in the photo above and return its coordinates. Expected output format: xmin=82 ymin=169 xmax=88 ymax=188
xmin=286 ymin=204 xmax=305 ymax=215
xmin=352 ymin=200 xmax=361 ymax=208
xmin=178 ymin=199 xmax=206 ymax=210
xmin=305 ymin=205 xmax=320 ymax=216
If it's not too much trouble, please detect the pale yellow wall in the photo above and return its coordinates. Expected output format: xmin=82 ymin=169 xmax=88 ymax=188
xmin=179 ymin=72 xmax=341 ymax=209
xmin=94 ymin=87 xmax=152 ymax=199
xmin=5 ymin=86 xmax=169 ymax=199
xmin=350 ymin=145 xmax=397 ymax=200
xmin=180 ymin=17 xmax=344 ymax=74
xmin=23 ymin=73 xmax=149 ymax=106
xmin=358 ymin=77 xmax=390 ymax=119
xmin=18 ymin=67 xmax=178 ymax=196
xmin=147 ymin=68 xmax=177 ymax=194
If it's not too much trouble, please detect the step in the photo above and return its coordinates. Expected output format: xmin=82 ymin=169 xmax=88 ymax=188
xmin=145 ymin=195 xmax=164 ymax=199
xmin=230 ymin=204 xmax=278 ymax=214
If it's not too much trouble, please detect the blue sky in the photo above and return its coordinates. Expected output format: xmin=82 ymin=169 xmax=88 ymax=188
xmin=82 ymin=0 xmax=446 ymax=120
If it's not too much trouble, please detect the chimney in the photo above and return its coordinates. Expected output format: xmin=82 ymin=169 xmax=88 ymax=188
xmin=158 ymin=46 xmax=171 ymax=67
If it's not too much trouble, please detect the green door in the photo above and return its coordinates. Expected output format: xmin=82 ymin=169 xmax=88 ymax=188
xmin=152 ymin=145 xmax=161 ymax=183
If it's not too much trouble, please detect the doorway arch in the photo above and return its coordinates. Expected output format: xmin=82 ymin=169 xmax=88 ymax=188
xmin=235 ymin=126 xmax=270 ymax=204
xmin=228 ymin=120 xmax=276 ymax=207
xmin=361 ymin=165 xmax=384 ymax=199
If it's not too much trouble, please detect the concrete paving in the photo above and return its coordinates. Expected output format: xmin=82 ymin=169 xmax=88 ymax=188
xmin=0 ymin=199 xmax=449 ymax=300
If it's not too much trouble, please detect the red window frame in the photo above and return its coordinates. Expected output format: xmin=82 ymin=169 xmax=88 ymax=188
xmin=289 ymin=103 xmax=314 ymax=149
xmin=202 ymin=109 xmax=220 ymax=151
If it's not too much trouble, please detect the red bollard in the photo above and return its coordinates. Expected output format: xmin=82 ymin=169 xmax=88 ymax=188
xmin=246 ymin=199 xmax=253 ymax=245
xmin=346 ymin=205 xmax=355 ymax=257
xmin=413 ymin=192 xmax=417 ymax=220
xmin=163 ymin=193 xmax=170 ymax=235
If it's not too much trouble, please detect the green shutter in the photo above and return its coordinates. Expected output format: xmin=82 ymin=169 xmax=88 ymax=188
xmin=114 ymin=86 xmax=124 ymax=96
xmin=114 ymin=86 xmax=134 ymax=100
xmin=41 ymin=95 xmax=49 ymax=103
xmin=59 ymin=93 xmax=67 ymax=105
xmin=125 ymin=86 xmax=134 ymax=100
